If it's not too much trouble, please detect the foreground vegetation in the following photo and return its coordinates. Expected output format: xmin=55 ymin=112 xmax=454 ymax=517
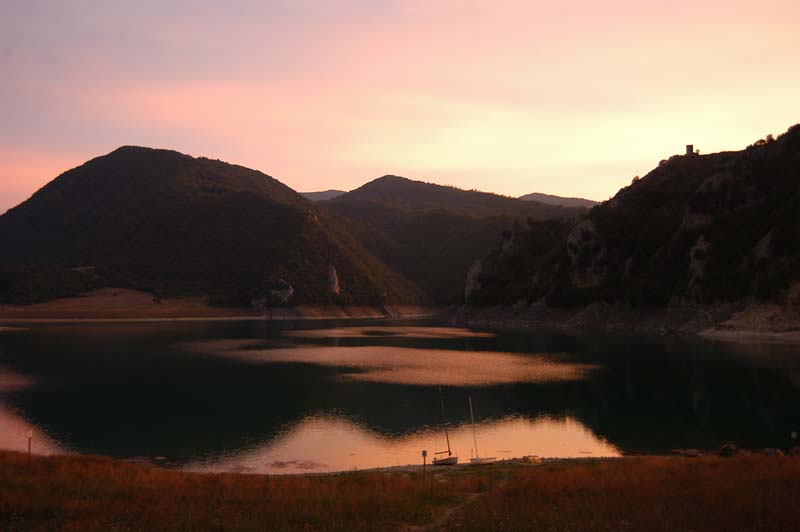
xmin=2 ymin=452 xmax=800 ymax=531
xmin=447 ymin=454 xmax=800 ymax=532
xmin=0 ymin=452 xmax=486 ymax=531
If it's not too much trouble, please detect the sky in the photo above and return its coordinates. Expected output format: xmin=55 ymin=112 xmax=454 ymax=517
xmin=1 ymin=0 xmax=799 ymax=213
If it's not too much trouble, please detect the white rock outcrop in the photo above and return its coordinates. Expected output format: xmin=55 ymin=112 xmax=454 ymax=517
xmin=328 ymin=265 xmax=341 ymax=295
xmin=464 ymin=260 xmax=483 ymax=301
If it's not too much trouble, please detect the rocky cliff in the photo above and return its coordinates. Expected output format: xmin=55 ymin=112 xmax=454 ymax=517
xmin=466 ymin=125 xmax=800 ymax=330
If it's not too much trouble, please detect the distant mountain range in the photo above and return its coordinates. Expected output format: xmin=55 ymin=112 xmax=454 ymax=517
xmin=303 ymin=188 xmax=596 ymax=209
xmin=518 ymin=192 xmax=598 ymax=208
xmin=301 ymin=190 xmax=346 ymax=201
xmin=469 ymin=125 xmax=800 ymax=314
xmin=0 ymin=151 xmax=582 ymax=307
xmin=3 ymin=126 xmax=796 ymax=317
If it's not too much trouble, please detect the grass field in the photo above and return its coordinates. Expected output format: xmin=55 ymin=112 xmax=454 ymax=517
xmin=446 ymin=455 xmax=800 ymax=532
xmin=1 ymin=451 xmax=799 ymax=531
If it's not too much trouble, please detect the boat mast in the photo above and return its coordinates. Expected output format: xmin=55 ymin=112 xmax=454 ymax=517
xmin=469 ymin=396 xmax=479 ymax=458
xmin=439 ymin=387 xmax=452 ymax=456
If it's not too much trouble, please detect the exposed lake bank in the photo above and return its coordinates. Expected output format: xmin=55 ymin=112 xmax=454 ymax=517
xmin=446 ymin=300 xmax=800 ymax=343
xmin=2 ymin=450 xmax=799 ymax=531
xmin=0 ymin=288 xmax=435 ymax=322
xmin=3 ymin=289 xmax=798 ymax=345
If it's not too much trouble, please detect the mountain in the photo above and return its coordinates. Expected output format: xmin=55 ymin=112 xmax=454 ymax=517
xmin=319 ymin=175 xmax=587 ymax=303
xmin=468 ymin=125 xmax=800 ymax=313
xmin=518 ymin=192 xmax=598 ymax=208
xmin=0 ymin=147 xmax=427 ymax=307
xmin=301 ymin=190 xmax=346 ymax=202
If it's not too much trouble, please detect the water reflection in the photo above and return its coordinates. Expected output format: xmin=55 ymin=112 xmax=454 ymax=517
xmin=0 ymin=407 xmax=62 ymax=455
xmin=0 ymin=364 xmax=35 ymax=394
xmin=188 ymin=414 xmax=619 ymax=474
xmin=0 ymin=362 xmax=61 ymax=454
xmin=184 ymin=340 xmax=596 ymax=386
xmin=0 ymin=320 xmax=799 ymax=472
xmin=284 ymin=326 xmax=496 ymax=339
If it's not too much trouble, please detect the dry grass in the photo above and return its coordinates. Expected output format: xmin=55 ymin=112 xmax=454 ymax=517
xmin=443 ymin=455 xmax=800 ymax=531
xmin=0 ymin=288 xmax=253 ymax=320
xmin=0 ymin=452 xmax=485 ymax=531
xmin=2 ymin=452 xmax=799 ymax=531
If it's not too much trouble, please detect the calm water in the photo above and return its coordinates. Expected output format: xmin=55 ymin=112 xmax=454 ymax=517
xmin=0 ymin=319 xmax=799 ymax=474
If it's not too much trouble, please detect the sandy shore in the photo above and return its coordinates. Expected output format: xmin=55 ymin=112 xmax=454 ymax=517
xmin=0 ymin=288 xmax=435 ymax=323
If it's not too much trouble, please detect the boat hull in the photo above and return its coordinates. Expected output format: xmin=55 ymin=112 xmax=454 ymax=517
xmin=470 ymin=457 xmax=496 ymax=465
xmin=433 ymin=456 xmax=458 ymax=466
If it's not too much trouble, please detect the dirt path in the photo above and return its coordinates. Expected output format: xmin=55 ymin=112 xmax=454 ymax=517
xmin=395 ymin=492 xmax=481 ymax=532
xmin=401 ymin=477 xmax=508 ymax=532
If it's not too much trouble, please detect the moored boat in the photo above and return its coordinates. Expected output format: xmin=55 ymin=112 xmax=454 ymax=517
xmin=433 ymin=387 xmax=458 ymax=465
xmin=468 ymin=396 xmax=496 ymax=465
xmin=433 ymin=454 xmax=459 ymax=465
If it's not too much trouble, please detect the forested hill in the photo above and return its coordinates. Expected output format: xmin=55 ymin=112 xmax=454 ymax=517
xmin=468 ymin=125 xmax=800 ymax=311
xmin=0 ymin=147 xmax=427 ymax=306
xmin=320 ymin=175 xmax=587 ymax=303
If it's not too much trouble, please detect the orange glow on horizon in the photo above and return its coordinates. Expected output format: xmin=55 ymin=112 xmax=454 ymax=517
xmin=2 ymin=0 xmax=799 ymax=212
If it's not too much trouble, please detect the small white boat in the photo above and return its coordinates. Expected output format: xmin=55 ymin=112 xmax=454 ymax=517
xmin=433 ymin=387 xmax=458 ymax=466
xmin=468 ymin=396 xmax=496 ymax=465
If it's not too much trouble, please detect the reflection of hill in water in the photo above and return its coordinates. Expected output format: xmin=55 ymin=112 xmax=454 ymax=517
xmin=189 ymin=414 xmax=620 ymax=474
xmin=0 ymin=321 xmax=799 ymax=463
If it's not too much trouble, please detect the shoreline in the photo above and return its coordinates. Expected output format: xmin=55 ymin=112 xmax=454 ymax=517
xmin=9 ymin=445 xmax=775 ymax=478
xmin=0 ymin=288 xmax=436 ymax=324
xmin=446 ymin=301 xmax=800 ymax=344
xmin=698 ymin=328 xmax=800 ymax=345
xmin=2 ymin=288 xmax=799 ymax=345
xmin=0 ymin=312 xmax=437 ymax=325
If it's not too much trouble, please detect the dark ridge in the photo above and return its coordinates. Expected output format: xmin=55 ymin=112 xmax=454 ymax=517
xmin=470 ymin=124 xmax=800 ymax=308
xmin=518 ymin=192 xmax=599 ymax=208
xmin=319 ymin=174 xmax=587 ymax=303
xmin=0 ymin=147 xmax=427 ymax=306
xmin=301 ymin=190 xmax=347 ymax=202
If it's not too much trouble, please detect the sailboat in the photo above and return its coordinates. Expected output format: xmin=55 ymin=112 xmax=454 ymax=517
xmin=468 ymin=396 xmax=496 ymax=465
xmin=433 ymin=387 xmax=458 ymax=465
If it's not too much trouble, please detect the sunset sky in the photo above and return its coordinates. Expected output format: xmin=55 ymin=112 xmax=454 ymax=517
xmin=2 ymin=0 xmax=799 ymax=213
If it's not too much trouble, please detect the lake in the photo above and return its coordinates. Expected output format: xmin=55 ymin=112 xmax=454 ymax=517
xmin=1 ymin=319 xmax=799 ymax=474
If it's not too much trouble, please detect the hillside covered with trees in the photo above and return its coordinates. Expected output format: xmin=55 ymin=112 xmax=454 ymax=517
xmin=468 ymin=125 xmax=800 ymax=316
xmin=320 ymin=176 xmax=586 ymax=303
xmin=0 ymin=147 xmax=427 ymax=307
